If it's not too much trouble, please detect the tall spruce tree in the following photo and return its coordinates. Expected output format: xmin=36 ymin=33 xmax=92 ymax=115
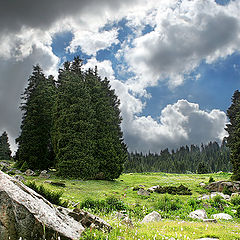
xmin=85 ymin=71 xmax=127 ymax=180
xmin=52 ymin=58 xmax=127 ymax=179
xmin=16 ymin=65 xmax=56 ymax=170
xmin=225 ymin=90 xmax=240 ymax=180
xmin=0 ymin=131 xmax=11 ymax=160
xmin=52 ymin=58 xmax=98 ymax=179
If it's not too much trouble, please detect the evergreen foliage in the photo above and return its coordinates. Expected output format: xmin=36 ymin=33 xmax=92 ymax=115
xmin=125 ymin=141 xmax=231 ymax=173
xmin=0 ymin=131 xmax=11 ymax=160
xmin=16 ymin=65 xmax=56 ymax=170
xmin=52 ymin=57 xmax=127 ymax=179
xmin=225 ymin=90 xmax=240 ymax=180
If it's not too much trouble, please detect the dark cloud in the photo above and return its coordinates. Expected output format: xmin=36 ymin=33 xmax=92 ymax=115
xmin=0 ymin=0 xmax=136 ymax=33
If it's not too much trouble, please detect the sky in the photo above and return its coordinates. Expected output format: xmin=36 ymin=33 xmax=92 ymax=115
xmin=0 ymin=0 xmax=240 ymax=153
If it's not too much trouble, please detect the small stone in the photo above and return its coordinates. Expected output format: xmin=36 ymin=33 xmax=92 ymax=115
xmin=39 ymin=170 xmax=50 ymax=178
xmin=24 ymin=169 xmax=35 ymax=176
xmin=212 ymin=213 xmax=233 ymax=220
xmin=137 ymin=188 xmax=150 ymax=196
xmin=141 ymin=211 xmax=161 ymax=223
xmin=189 ymin=209 xmax=207 ymax=220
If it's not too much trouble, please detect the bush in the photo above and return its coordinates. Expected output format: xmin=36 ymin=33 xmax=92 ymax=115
xmin=20 ymin=161 xmax=29 ymax=172
xmin=187 ymin=198 xmax=202 ymax=210
xmin=231 ymin=195 xmax=240 ymax=206
xmin=80 ymin=196 xmax=127 ymax=214
xmin=25 ymin=181 xmax=68 ymax=207
xmin=210 ymin=195 xmax=225 ymax=209
xmin=79 ymin=229 xmax=106 ymax=240
xmin=222 ymin=186 xmax=232 ymax=195
xmin=208 ymin=176 xmax=215 ymax=183
xmin=155 ymin=194 xmax=182 ymax=213
xmin=236 ymin=206 xmax=240 ymax=218
xmin=155 ymin=184 xmax=192 ymax=195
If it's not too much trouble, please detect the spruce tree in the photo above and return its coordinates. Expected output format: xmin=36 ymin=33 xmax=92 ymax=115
xmin=16 ymin=65 xmax=56 ymax=170
xmin=85 ymin=71 xmax=127 ymax=180
xmin=0 ymin=131 xmax=11 ymax=160
xmin=225 ymin=90 xmax=240 ymax=180
xmin=52 ymin=58 xmax=98 ymax=179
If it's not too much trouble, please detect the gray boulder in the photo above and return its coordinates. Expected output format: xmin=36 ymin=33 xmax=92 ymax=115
xmin=14 ymin=175 xmax=26 ymax=182
xmin=24 ymin=169 xmax=35 ymax=176
xmin=147 ymin=185 xmax=160 ymax=193
xmin=137 ymin=188 xmax=150 ymax=196
xmin=0 ymin=171 xmax=84 ymax=240
xmin=205 ymin=181 xmax=240 ymax=193
xmin=212 ymin=213 xmax=233 ymax=220
xmin=39 ymin=170 xmax=50 ymax=178
xmin=141 ymin=211 xmax=161 ymax=223
xmin=189 ymin=209 xmax=207 ymax=220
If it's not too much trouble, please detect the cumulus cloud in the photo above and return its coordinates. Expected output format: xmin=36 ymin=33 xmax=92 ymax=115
xmin=124 ymin=0 xmax=240 ymax=91
xmin=124 ymin=100 xmax=227 ymax=153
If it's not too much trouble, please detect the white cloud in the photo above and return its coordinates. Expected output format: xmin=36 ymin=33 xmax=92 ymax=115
xmin=68 ymin=29 xmax=119 ymax=56
xmin=124 ymin=100 xmax=227 ymax=153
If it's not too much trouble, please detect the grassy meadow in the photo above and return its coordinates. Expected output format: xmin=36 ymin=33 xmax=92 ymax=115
xmin=22 ymin=171 xmax=240 ymax=239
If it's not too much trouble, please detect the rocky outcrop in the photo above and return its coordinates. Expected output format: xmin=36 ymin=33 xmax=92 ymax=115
xmin=198 ymin=192 xmax=230 ymax=201
xmin=205 ymin=181 xmax=240 ymax=193
xmin=141 ymin=211 xmax=161 ymax=223
xmin=24 ymin=169 xmax=35 ymax=176
xmin=39 ymin=170 xmax=50 ymax=178
xmin=0 ymin=171 xmax=84 ymax=240
xmin=189 ymin=209 xmax=207 ymax=220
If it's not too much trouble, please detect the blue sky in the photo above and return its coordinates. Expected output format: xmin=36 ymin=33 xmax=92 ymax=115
xmin=0 ymin=0 xmax=239 ymax=152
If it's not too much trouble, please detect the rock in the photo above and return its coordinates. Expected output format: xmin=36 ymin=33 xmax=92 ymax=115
xmin=231 ymin=192 xmax=240 ymax=198
xmin=15 ymin=170 xmax=22 ymax=174
xmin=39 ymin=170 xmax=50 ymax=178
xmin=210 ymin=192 xmax=230 ymax=200
xmin=69 ymin=208 xmax=112 ymax=232
xmin=0 ymin=171 xmax=84 ymax=240
xmin=141 ymin=211 xmax=161 ymax=223
xmin=0 ymin=161 xmax=10 ymax=166
xmin=14 ymin=175 xmax=26 ymax=182
xmin=137 ymin=188 xmax=150 ymax=196
xmin=24 ymin=169 xmax=35 ymax=176
xmin=147 ymin=185 xmax=160 ymax=193
xmin=205 ymin=181 xmax=240 ymax=193
xmin=212 ymin=213 xmax=233 ymax=220
xmin=202 ymin=219 xmax=217 ymax=223
xmin=199 ymin=182 xmax=206 ymax=187
xmin=198 ymin=192 xmax=230 ymax=201
xmin=189 ymin=209 xmax=207 ymax=220
xmin=121 ymin=216 xmax=134 ymax=227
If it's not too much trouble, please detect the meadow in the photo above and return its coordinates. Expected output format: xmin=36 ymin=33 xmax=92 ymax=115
xmin=23 ymin=171 xmax=240 ymax=240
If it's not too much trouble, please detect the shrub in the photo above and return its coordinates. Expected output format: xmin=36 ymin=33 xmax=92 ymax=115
xmin=208 ymin=176 xmax=215 ymax=183
xmin=222 ymin=186 xmax=232 ymax=195
xmin=155 ymin=194 xmax=182 ymax=213
xmin=155 ymin=184 xmax=192 ymax=195
xmin=25 ymin=181 xmax=68 ymax=207
xmin=79 ymin=229 xmax=106 ymax=240
xmin=187 ymin=198 xmax=202 ymax=210
xmin=20 ymin=161 xmax=29 ymax=172
xmin=236 ymin=206 xmax=240 ymax=218
xmin=231 ymin=195 xmax=240 ymax=206
xmin=80 ymin=196 xmax=127 ymax=214
xmin=210 ymin=195 xmax=225 ymax=209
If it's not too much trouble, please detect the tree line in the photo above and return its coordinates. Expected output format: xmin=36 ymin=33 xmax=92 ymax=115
xmin=125 ymin=141 xmax=231 ymax=174
xmin=14 ymin=57 xmax=127 ymax=180
xmin=0 ymin=131 xmax=11 ymax=160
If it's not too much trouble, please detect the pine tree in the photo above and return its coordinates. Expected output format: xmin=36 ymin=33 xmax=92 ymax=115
xmin=16 ymin=65 xmax=56 ymax=170
xmin=0 ymin=131 xmax=11 ymax=160
xmin=225 ymin=90 xmax=240 ymax=180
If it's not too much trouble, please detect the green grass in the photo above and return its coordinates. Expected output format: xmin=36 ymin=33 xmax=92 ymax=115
xmin=22 ymin=171 xmax=240 ymax=239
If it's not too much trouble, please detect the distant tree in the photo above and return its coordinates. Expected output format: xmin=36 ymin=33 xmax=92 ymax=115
xmin=0 ymin=131 xmax=11 ymax=160
xmin=16 ymin=65 xmax=56 ymax=170
xmin=197 ymin=162 xmax=209 ymax=174
xmin=225 ymin=90 xmax=240 ymax=180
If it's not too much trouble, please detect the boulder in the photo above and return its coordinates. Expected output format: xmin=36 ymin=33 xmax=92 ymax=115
xmin=137 ymin=188 xmax=150 ymax=196
xmin=231 ymin=192 xmax=240 ymax=198
xmin=39 ymin=170 xmax=50 ymax=178
xmin=205 ymin=181 xmax=240 ymax=193
xmin=0 ymin=171 xmax=84 ymax=240
xmin=199 ymin=182 xmax=206 ymax=187
xmin=189 ymin=209 xmax=207 ymax=220
xmin=141 ymin=211 xmax=161 ymax=223
xmin=147 ymin=185 xmax=160 ymax=193
xmin=70 ymin=208 xmax=112 ymax=232
xmin=212 ymin=213 xmax=233 ymax=220
xmin=198 ymin=192 xmax=230 ymax=201
xmin=24 ymin=169 xmax=35 ymax=176
xmin=14 ymin=175 xmax=26 ymax=182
